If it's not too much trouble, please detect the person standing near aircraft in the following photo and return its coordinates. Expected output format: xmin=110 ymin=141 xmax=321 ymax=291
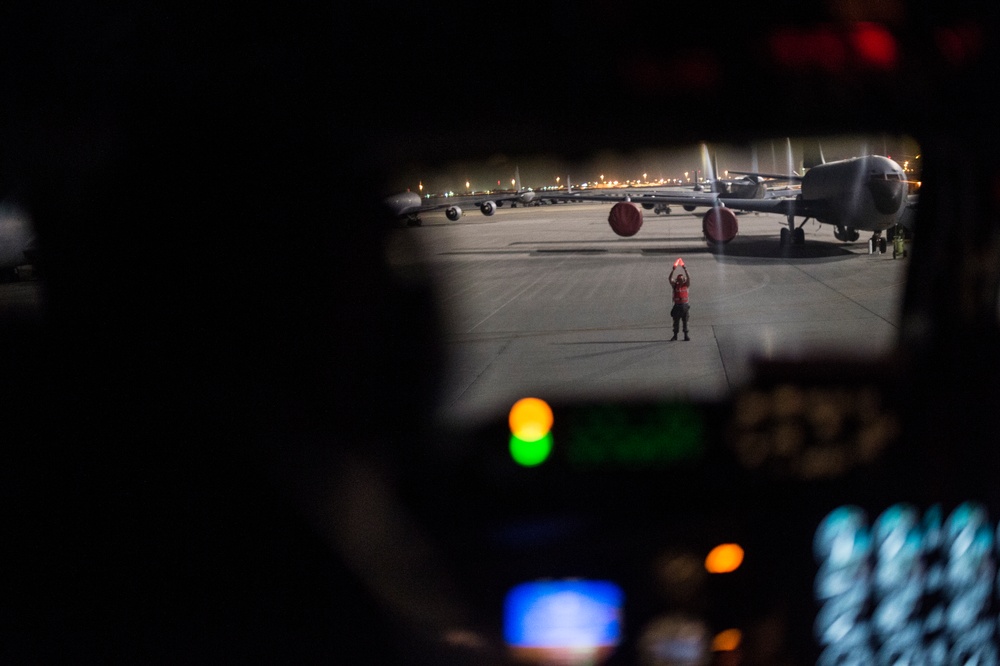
xmin=669 ymin=259 xmax=691 ymax=341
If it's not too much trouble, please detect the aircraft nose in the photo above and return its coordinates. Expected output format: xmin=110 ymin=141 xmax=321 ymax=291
xmin=867 ymin=178 xmax=904 ymax=215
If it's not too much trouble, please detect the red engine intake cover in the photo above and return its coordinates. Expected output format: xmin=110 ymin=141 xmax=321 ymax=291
xmin=608 ymin=202 xmax=643 ymax=237
xmin=702 ymin=207 xmax=739 ymax=243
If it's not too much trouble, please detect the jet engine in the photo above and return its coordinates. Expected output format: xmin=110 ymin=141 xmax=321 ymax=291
xmin=446 ymin=206 xmax=463 ymax=221
xmin=480 ymin=201 xmax=497 ymax=216
xmin=702 ymin=206 xmax=738 ymax=244
xmin=608 ymin=201 xmax=643 ymax=237
xmin=833 ymin=225 xmax=860 ymax=242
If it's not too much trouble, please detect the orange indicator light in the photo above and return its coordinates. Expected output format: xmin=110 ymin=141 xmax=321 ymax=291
xmin=704 ymin=543 xmax=744 ymax=574
xmin=711 ymin=628 xmax=742 ymax=652
xmin=509 ymin=397 xmax=554 ymax=442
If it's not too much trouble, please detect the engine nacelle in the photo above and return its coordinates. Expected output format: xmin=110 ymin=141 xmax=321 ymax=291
xmin=480 ymin=201 xmax=497 ymax=216
xmin=608 ymin=201 xmax=643 ymax=237
xmin=445 ymin=206 xmax=463 ymax=221
xmin=702 ymin=206 xmax=739 ymax=244
xmin=641 ymin=203 xmax=655 ymax=210
xmin=683 ymin=205 xmax=696 ymax=212
xmin=833 ymin=225 xmax=860 ymax=242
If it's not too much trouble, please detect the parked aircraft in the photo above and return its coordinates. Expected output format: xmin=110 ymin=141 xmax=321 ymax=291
xmin=382 ymin=166 xmax=542 ymax=226
xmin=381 ymin=191 xmax=465 ymax=227
xmin=691 ymin=142 xmax=800 ymax=201
xmin=639 ymin=174 xmax=799 ymax=216
xmin=581 ymin=142 xmax=801 ymax=216
xmin=566 ymin=154 xmax=915 ymax=249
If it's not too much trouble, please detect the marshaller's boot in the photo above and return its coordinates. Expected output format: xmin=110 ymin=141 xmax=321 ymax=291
xmin=684 ymin=332 xmax=690 ymax=341
xmin=670 ymin=332 xmax=678 ymax=341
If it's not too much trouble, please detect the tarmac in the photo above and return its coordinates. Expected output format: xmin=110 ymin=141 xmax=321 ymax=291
xmin=403 ymin=201 xmax=910 ymax=428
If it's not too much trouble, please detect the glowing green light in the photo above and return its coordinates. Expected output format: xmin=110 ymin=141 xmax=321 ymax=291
xmin=510 ymin=432 xmax=553 ymax=467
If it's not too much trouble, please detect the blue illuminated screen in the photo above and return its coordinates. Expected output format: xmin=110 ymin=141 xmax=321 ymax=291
xmin=504 ymin=580 xmax=624 ymax=648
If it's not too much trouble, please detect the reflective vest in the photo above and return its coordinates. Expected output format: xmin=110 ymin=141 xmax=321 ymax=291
xmin=672 ymin=282 xmax=689 ymax=304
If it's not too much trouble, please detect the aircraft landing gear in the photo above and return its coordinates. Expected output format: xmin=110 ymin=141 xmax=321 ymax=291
xmin=779 ymin=216 xmax=806 ymax=246
xmin=406 ymin=215 xmax=422 ymax=227
xmin=868 ymin=232 xmax=887 ymax=254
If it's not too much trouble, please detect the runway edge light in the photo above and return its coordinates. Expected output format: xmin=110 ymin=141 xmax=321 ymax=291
xmin=509 ymin=397 xmax=554 ymax=467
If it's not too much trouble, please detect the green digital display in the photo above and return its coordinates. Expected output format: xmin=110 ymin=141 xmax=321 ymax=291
xmin=566 ymin=404 xmax=705 ymax=467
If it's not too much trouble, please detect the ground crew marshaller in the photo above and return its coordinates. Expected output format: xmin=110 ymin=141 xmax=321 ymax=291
xmin=669 ymin=259 xmax=690 ymax=341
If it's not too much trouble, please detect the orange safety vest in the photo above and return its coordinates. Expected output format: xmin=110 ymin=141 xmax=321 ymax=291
xmin=672 ymin=282 xmax=689 ymax=304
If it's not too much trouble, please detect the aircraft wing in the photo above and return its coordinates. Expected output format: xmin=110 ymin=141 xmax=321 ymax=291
xmin=728 ymin=170 xmax=803 ymax=183
xmin=382 ymin=191 xmax=471 ymax=222
xmin=543 ymin=190 xmax=725 ymax=208
xmin=544 ymin=189 xmax=806 ymax=210
xmin=715 ymin=195 xmax=829 ymax=219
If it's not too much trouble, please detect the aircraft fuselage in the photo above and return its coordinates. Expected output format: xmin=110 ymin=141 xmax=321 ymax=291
xmin=383 ymin=191 xmax=423 ymax=218
xmin=801 ymin=155 xmax=907 ymax=232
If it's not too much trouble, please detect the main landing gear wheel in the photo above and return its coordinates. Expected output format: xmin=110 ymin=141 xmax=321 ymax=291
xmin=780 ymin=227 xmax=806 ymax=245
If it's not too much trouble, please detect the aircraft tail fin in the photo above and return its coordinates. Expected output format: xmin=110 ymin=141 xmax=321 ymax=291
xmin=699 ymin=142 xmax=716 ymax=185
xmin=802 ymin=142 xmax=826 ymax=170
